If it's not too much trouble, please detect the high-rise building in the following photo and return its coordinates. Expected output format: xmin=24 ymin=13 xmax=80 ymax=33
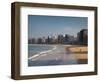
xmin=77 ymin=29 xmax=88 ymax=45
xmin=57 ymin=34 xmax=64 ymax=44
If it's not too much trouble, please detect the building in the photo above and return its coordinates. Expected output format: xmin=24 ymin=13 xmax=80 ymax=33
xmin=28 ymin=38 xmax=36 ymax=44
xmin=77 ymin=29 xmax=88 ymax=45
xmin=57 ymin=34 xmax=64 ymax=44
xmin=37 ymin=38 xmax=42 ymax=44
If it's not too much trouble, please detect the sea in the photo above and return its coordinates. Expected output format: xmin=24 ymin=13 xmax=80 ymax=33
xmin=28 ymin=44 xmax=54 ymax=58
xmin=28 ymin=44 xmax=80 ymax=66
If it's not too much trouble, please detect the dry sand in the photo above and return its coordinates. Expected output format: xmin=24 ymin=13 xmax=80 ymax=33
xmin=66 ymin=45 xmax=88 ymax=60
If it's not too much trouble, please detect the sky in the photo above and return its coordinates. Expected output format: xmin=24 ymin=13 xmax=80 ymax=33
xmin=28 ymin=15 xmax=87 ymax=39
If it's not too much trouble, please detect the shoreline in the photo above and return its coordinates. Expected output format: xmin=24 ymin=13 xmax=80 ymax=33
xmin=28 ymin=44 xmax=88 ymax=66
xmin=28 ymin=45 xmax=57 ymax=60
xmin=28 ymin=44 xmax=88 ymax=61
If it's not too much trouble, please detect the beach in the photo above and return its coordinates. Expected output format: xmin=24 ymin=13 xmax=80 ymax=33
xmin=65 ymin=45 xmax=88 ymax=64
xmin=28 ymin=44 xmax=88 ymax=66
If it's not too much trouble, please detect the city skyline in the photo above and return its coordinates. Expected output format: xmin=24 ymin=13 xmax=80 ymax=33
xmin=28 ymin=15 xmax=87 ymax=39
xmin=28 ymin=29 xmax=88 ymax=45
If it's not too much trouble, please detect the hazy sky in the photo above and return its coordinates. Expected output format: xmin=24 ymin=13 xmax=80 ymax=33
xmin=28 ymin=15 xmax=87 ymax=39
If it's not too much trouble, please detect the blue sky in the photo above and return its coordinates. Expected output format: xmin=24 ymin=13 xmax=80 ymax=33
xmin=28 ymin=15 xmax=87 ymax=39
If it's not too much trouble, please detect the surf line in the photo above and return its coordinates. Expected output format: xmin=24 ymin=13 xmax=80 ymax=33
xmin=28 ymin=46 xmax=57 ymax=60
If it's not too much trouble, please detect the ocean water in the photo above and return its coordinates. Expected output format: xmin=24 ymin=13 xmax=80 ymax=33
xmin=28 ymin=44 xmax=54 ymax=58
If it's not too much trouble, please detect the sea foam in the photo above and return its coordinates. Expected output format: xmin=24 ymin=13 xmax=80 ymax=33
xmin=28 ymin=46 xmax=57 ymax=60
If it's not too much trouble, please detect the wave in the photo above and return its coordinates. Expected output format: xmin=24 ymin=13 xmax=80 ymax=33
xmin=28 ymin=46 xmax=57 ymax=60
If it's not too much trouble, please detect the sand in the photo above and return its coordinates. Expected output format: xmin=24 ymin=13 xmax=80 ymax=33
xmin=66 ymin=45 xmax=88 ymax=60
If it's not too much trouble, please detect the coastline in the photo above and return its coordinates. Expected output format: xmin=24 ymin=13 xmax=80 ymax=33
xmin=28 ymin=44 xmax=88 ymax=66
xmin=28 ymin=45 xmax=57 ymax=60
